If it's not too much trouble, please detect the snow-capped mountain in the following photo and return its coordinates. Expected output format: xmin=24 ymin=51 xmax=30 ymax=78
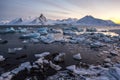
xmin=0 ymin=14 xmax=119 ymax=26
xmin=0 ymin=20 xmax=9 ymax=25
xmin=8 ymin=18 xmax=23 ymax=25
xmin=76 ymin=15 xmax=118 ymax=26
xmin=55 ymin=18 xmax=77 ymax=25
xmin=31 ymin=14 xmax=47 ymax=25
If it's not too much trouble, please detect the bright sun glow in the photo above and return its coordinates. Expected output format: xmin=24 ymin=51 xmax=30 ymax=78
xmin=110 ymin=18 xmax=120 ymax=24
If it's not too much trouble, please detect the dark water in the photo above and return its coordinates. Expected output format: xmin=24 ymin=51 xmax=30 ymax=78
xmin=0 ymin=26 xmax=119 ymax=80
xmin=0 ymin=33 xmax=105 ymax=67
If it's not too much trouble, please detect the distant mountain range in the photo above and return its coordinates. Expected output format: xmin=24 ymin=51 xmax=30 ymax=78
xmin=0 ymin=14 xmax=119 ymax=26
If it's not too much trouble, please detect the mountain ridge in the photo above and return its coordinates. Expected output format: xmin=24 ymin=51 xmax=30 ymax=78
xmin=0 ymin=15 xmax=119 ymax=26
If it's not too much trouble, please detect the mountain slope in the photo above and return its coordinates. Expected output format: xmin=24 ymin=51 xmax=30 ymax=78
xmin=76 ymin=15 xmax=117 ymax=26
xmin=31 ymin=14 xmax=47 ymax=25
xmin=8 ymin=18 xmax=23 ymax=25
xmin=55 ymin=18 xmax=77 ymax=25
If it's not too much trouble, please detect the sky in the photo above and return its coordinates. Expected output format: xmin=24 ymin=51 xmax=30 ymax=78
xmin=0 ymin=0 xmax=120 ymax=23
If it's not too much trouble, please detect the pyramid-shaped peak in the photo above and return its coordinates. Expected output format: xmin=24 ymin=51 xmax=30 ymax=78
xmin=39 ymin=14 xmax=47 ymax=24
xmin=39 ymin=14 xmax=47 ymax=21
xmin=40 ymin=14 xmax=44 ymax=17
xmin=31 ymin=14 xmax=47 ymax=25
xmin=82 ymin=15 xmax=95 ymax=19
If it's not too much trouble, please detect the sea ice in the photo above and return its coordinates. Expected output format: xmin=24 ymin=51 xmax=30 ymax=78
xmin=73 ymin=53 xmax=82 ymax=60
xmin=37 ymin=27 xmax=48 ymax=35
xmin=20 ymin=32 xmax=40 ymax=39
xmin=0 ymin=55 xmax=5 ymax=61
xmin=66 ymin=65 xmax=76 ymax=72
xmin=40 ymin=34 xmax=55 ymax=43
xmin=54 ymin=53 xmax=65 ymax=62
xmin=50 ymin=61 xmax=62 ymax=71
xmin=8 ymin=47 xmax=22 ymax=53
xmin=35 ymin=52 xmax=50 ymax=58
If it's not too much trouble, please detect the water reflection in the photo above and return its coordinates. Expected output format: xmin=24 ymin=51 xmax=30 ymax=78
xmin=53 ymin=28 xmax=119 ymax=40
xmin=76 ymin=32 xmax=119 ymax=36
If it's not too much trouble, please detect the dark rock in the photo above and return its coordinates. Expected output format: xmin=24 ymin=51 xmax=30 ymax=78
xmin=0 ymin=40 xmax=8 ymax=44
xmin=16 ymin=54 xmax=27 ymax=60
xmin=110 ymin=51 xmax=118 ymax=56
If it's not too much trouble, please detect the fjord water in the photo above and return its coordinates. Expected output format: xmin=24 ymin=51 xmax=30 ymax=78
xmin=0 ymin=25 xmax=120 ymax=80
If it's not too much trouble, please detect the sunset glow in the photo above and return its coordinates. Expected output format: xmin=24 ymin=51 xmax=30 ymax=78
xmin=110 ymin=18 xmax=120 ymax=24
xmin=0 ymin=0 xmax=120 ymax=24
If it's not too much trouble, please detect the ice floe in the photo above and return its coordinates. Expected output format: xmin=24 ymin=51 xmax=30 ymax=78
xmin=73 ymin=53 xmax=82 ymax=60
xmin=90 ymin=41 xmax=105 ymax=48
xmin=0 ymin=27 xmax=16 ymax=34
xmin=104 ymin=58 xmax=111 ymax=63
xmin=35 ymin=52 xmax=50 ymax=58
xmin=37 ymin=27 xmax=48 ymax=35
xmin=0 ymin=55 xmax=5 ymax=61
xmin=5 ymin=27 xmax=16 ymax=33
xmin=8 ymin=47 xmax=23 ymax=53
xmin=40 ymin=34 xmax=55 ymax=44
xmin=17 ymin=27 xmax=27 ymax=33
xmin=66 ymin=65 xmax=76 ymax=72
xmin=48 ymin=63 xmax=120 ymax=80
xmin=35 ymin=58 xmax=44 ymax=65
xmin=0 ymin=62 xmax=32 ymax=80
xmin=30 ymin=38 xmax=39 ymax=43
xmin=50 ymin=61 xmax=62 ymax=71
xmin=54 ymin=53 xmax=65 ymax=62
xmin=49 ymin=28 xmax=62 ymax=33
xmin=20 ymin=32 xmax=40 ymax=39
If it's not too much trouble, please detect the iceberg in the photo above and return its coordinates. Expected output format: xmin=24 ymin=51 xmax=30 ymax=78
xmin=11 ymin=62 xmax=32 ymax=74
xmin=49 ymin=28 xmax=61 ymax=33
xmin=107 ymin=67 xmax=120 ymax=80
xmin=0 ymin=62 xmax=32 ymax=80
xmin=54 ymin=53 xmax=65 ymax=62
xmin=48 ymin=62 xmax=120 ymax=80
xmin=0 ymin=27 xmax=15 ymax=34
xmin=73 ymin=53 xmax=82 ymax=60
xmin=90 ymin=41 xmax=105 ymax=48
xmin=6 ymin=27 xmax=16 ymax=33
xmin=20 ymin=32 xmax=40 ymax=39
xmin=101 ymin=37 xmax=112 ymax=43
xmin=0 ymin=55 xmax=5 ymax=61
xmin=35 ymin=58 xmax=44 ymax=65
xmin=40 ymin=34 xmax=55 ymax=44
xmin=50 ymin=61 xmax=62 ymax=71
xmin=17 ymin=27 xmax=27 ymax=33
xmin=104 ymin=58 xmax=111 ymax=63
xmin=8 ymin=47 xmax=23 ymax=53
xmin=37 ymin=27 xmax=48 ymax=35
xmin=30 ymin=38 xmax=39 ymax=43
xmin=66 ymin=65 xmax=76 ymax=72
xmin=35 ymin=52 xmax=50 ymax=58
